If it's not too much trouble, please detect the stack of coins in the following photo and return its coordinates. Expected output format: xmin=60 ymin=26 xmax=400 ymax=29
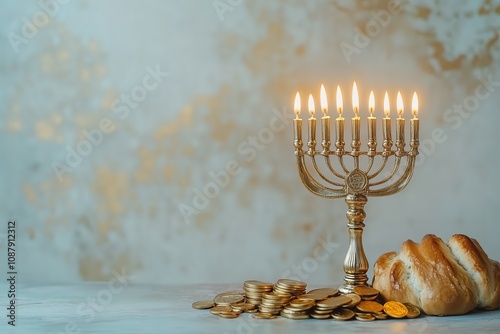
xmin=243 ymin=280 xmax=273 ymax=305
xmin=281 ymin=298 xmax=315 ymax=319
xmin=273 ymin=279 xmax=307 ymax=296
xmin=192 ymin=279 xmax=421 ymax=321
xmin=259 ymin=292 xmax=292 ymax=315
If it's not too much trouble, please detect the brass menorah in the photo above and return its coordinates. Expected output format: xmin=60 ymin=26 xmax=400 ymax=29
xmin=292 ymin=83 xmax=420 ymax=294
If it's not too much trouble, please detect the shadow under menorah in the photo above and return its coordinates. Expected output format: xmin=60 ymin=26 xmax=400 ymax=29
xmin=292 ymin=83 xmax=420 ymax=294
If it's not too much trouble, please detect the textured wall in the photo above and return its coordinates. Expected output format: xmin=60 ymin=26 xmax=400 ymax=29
xmin=1 ymin=0 xmax=500 ymax=285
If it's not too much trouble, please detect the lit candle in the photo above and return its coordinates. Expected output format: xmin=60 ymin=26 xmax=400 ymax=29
xmin=335 ymin=85 xmax=344 ymax=149
xmin=308 ymin=94 xmax=316 ymax=150
xmin=368 ymin=91 xmax=376 ymax=145
xmin=383 ymin=91 xmax=392 ymax=144
xmin=293 ymin=92 xmax=302 ymax=145
xmin=411 ymin=92 xmax=419 ymax=144
xmin=396 ymin=91 xmax=405 ymax=145
xmin=351 ymin=82 xmax=360 ymax=148
xmin=320 ymin=84 xmax=330 ymax=150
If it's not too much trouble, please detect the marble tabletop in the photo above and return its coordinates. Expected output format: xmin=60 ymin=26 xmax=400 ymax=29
xmin=2 ymin=282 xmax=499 ymax=334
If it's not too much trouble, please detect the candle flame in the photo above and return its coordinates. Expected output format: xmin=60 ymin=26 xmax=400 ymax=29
xmin=384 ymin=91 xmax=391 ymax=118
xmin=352 ymin=81 xmax=359 ymax=117
xmin=336 ymin=85 xmax=343 ymax=116
xmin=308 ymin=94 xmax=315 ymax=116
xmin=369 ymin=91 xmax=375 ymax=117
xmin=384 ymin=91 xmax=390 ymax=117
xmin=294 ymin=92 xmax=301 ymax=118
xmin=412 ymin=92 xmax=418 ymax=118
xmin=397 ymin=91 xmax=403 ymax=116
xmin=320 ymin=84 xmax=328 ymax=115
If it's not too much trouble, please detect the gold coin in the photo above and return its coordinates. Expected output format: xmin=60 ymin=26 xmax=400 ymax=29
xmin=289 ymin=298 xmax=315 ymax=308
xmin=404 ymin=303 xmax=421 ymax=319
xmin=316 ymin=295 xmax=352 ymax=309
xmin=232 ymin=303 xmax=256 ymax=312
xmin=356 ymin=314 xmax=376 ymax=321
xmin=281 ymin=308 xmax=308 ymax=316
xmin=280 ymin=312 xmax=310 ymax=320
xmin=297 ymin=293 xmax=329 ymax=301
xmin=356 ymin=300 xmax=384 ymax=313
xmin=252 ymin=312 xmax=276 ymax=319
xmin=276 ymin=279 xmax=307 ymax=288
xmin=213 ymin=292 xmax=244 ymax=306
xmin=310 ymin=313 xmax=332 ymax=319
xmin=307 ymin=288 xmax=339 ymax=296
xmin=332 ymin=308 xmax=355 ymax=321
xmin=342 ymin=293 xmax=361 ymax=308
xmin=262 ymin=292 xmax=292 ymax=300
xmin=244 ymin=280 xmax=274 ymax=289
xmin=362 ymin=294 xmax=379 ymax=301
xmin=309 ymin=308 xmax=333 ymax=315
xmin=353 ymin=286 xmax=380 ymax=297
xmin=246 ymin=298 xmax=262 ymax=305
xmin=218 ymin=312 xmax=239 ymax=319
xmin=192 ymin=300 xmax=215 ymax=309
xmin=383 ymin=301 xmax=408 ymax=318
xmin=374 ymin=312 xmax=388 ymax=320
xmin=210 ymin=306 xmax=233 ymax=314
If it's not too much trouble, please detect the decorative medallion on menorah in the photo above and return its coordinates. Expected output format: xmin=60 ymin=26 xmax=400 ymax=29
xmin=292 ymin=83 xmax=420 ymax=294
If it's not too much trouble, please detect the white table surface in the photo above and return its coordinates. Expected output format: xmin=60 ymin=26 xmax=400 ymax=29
xmin=2 ymin=282 xmax=500 ymax=334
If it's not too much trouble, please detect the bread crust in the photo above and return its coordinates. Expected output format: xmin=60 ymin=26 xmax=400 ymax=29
xmin=372 ymin=234 xmax=500 ymax=316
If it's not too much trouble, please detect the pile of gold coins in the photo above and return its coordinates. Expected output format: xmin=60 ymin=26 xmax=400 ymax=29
xmin=192 ymin=279 xmax=421 ymax=321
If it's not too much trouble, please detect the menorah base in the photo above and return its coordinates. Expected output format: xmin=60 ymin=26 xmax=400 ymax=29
xmin=338 ymin=194 xmax=370 ymax=294
xmin=339 ymin=275 xmax=370 ymax=294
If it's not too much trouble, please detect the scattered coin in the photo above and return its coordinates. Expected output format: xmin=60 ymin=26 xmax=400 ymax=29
xmin=298 ymin=293 xmax=329 ymax=301
xmin=210 ymin=305 xmax=233 ymax=315
xmin=356 ymin=300 xmax=384 ymax=313
xmin=218 ymin=312 xmax=239 ymax=319
xmin=342 ymin=293 xmax=361 ymax=308
xmin=310 ymin=312 xmax=332 ymax=319
xmin=214 ymin=292 xmax=245 ymax=306
xmin=192 ymin=300 xmax=215 ymax=309
xmin=332 ymin=308 xmax=356 ymax=321
xmin=374 ymin=312 xmax=388 ymax=320
xmin=307 ymin=288 xmax=339 ymax=296
xmin=252 ymin=312 xmax=276 ymax=319
xmin=404 ymin=303 xmax=421 ymax=319
xmin=289 ymin=298 xmax=315 ymax=309
xmin=316 ymin=295 xmax=352 ymax=309
xmin=353 ymin=286 xmax=379 ymax=298
xmin=384 ymin=301 xmax=408 ymax=318
xmin=244 ymin=280 xmax=274 ymax=289
xmin=356 ymin=314 xmax=376 ymax=321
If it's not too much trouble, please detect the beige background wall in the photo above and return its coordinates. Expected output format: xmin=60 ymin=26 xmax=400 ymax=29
xmin=1 ymin=0 xmax=499 ymax=285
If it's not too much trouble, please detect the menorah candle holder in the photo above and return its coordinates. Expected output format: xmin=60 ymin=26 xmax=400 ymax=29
xmin=293 ymin=83 xmax=420 ymax=294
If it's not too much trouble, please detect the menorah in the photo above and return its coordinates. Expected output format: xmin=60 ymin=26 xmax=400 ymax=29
xmin=292 ymin=83 xmax=420 ymax=294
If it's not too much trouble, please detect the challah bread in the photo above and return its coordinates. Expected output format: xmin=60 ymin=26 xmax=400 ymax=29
xmin=372 ymin=234 xmax=500 ymax=316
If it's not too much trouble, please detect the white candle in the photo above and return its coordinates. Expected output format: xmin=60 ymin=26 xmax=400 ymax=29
xmin=411 ymin=92 xmax=419 ymax=143
xmin=293 ymin=92 xmax=302 ymax=144
xmin=308 ymin=94 xmax=316 ymax=148
xmin=368 ymin=90 xmax=376 ymax=144
xmin=320 ymin=84 xmax=330 ymax=146
xmin=396 ymin=91 xmax=405 ymax=144
xmin=351 ymin=82 xmax=360 ymax=146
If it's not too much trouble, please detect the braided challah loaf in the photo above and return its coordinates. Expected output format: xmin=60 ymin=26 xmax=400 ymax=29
xmin=372 ymin=234 xmax=500 ymax=315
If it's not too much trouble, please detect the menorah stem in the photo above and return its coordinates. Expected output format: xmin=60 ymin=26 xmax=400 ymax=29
xmin=339 ymin=193 xmax=369 ymax=294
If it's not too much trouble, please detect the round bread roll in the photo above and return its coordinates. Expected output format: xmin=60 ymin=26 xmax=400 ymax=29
xmin=372 ymin=234 xmax=500 ymax=316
